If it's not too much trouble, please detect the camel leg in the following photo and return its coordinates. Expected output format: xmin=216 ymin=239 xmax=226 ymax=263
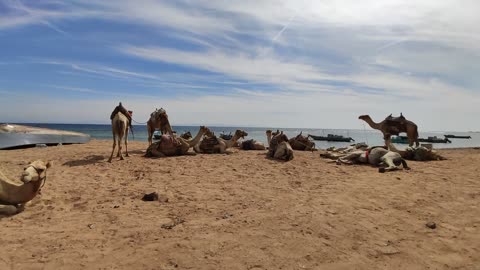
xmin=118 ymin=133 xmax=124 ymax=160
xmin=108 ymin=132 xmax=117 ymax=163
xmin=147 ymin=124 xmax=153 ymax=146
xmin=336 ymin=151 xmax=363 ymax=165
xmin=378 ymin=156 xmax=400 ymax=173
xmin=0 ymin=204 xmax=19 ymax=216
xmin=124 ymin=127 xmax=129 ymax=157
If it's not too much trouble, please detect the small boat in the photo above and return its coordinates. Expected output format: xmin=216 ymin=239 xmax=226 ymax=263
xmin=220 ymin=132 xmax=232 ymax=140
xmin=153 ymin=131 xmax=162 ymax=140
xmin=0 ymin=124 xmax=90 ymax=150
xmin=392 ymin=135 xmax=451 ymax=144
xmin=419 ymin=136 xmax=451 ymax=143
xmin=391 ymin=135 xmax=409 ymax=144
xmin=444 ymin=134 xmax=472 ymax=139
xmin=308 ymin=134 xmax=355 ymax=142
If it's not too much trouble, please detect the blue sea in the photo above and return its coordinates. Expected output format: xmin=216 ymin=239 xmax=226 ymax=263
xmin=16 ymin=123 xmax=480 ymax=149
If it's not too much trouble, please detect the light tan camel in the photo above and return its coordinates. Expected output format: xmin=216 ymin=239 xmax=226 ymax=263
xmin=266 ymin=130 xmax=294 ymax=161
xmin=239 ymin=139 xmax=266 ymax=150
xmin=147 ymin=108 xmax=174 ymax=146
xmin=320 ymin=145 xmax=409 ymax=173
xmin=108 ymin=112 xmax=129 ymax=162
xmin=359 ymin=113 xmax=419 ymax=147
xmin=194 ymin=129 xmax=248 ymax=154
xmin=289 ymin=132 xmax=316 ymax=151
xmin=0 ymin=160 xmax=52 ymax=215
xmin=145 ymin=126 xmax=212 ymax=157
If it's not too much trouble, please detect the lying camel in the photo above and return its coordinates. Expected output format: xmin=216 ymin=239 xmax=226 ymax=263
xmin=0 ymin=160 xmax=52 ymax=216
xmin=387 ymin=141 xmax=447 ymax=161
xmin=266 ymin=130 xmax=294 ymax=161
xmin=289 ymin=132 xmax=316 ymax=151
xmin=321 ymin=146 xmax=409 ymax=173
xmin=146 ymin=126 xmax=212 ymax=157
xmin=194 ymin=129 xmax=248 ymax=154
xmin=239 ymin=139 xmax=266 ymax=150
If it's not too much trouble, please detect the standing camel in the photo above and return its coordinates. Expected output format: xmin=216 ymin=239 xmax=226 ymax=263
xmin=358 ymin=113 xmax=419 ymax=147
xmin=147 ymin=108 xmax=174 ymax=146
xmin=108 ymin=111 xmax=130 ymax=162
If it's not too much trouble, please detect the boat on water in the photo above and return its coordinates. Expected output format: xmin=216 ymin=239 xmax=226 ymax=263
xmin=0 ymin=123 xmax=91 ymax=149
xmin=391 ymin=135 xmax=451 ymax=144
xmin=307 ymin=134 xmax=355 ymax=142
xmin=444 ymin=134 xmax=472 ymax=139
xmin=220 ymin=132 xmax=233 ymax=140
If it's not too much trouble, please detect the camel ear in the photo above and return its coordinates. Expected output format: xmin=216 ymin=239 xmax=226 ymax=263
xmin=46 ymin=161 xmax=52 ymax=168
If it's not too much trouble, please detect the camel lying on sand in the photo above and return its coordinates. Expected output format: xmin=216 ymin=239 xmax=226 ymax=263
xmin=239 ymin=139 xmax=266 ymax=150
xmin=387 ymin=141 xmax=447 ymax=161
xmin=359 ymin=113 xmax=419 ymax=147
xmin=147 ymin=108 xmax=174 ymax=146
xmin=146 ymin=126 xmax=212 ymax=157
xmin=194 ymin=130 xmax=248 ymax=154
xmin=321 ymin=145 xmax=409 ymax=173
xmin=0 ymin=160 xmax=52 ymax=215
xmin=289 ymin=132 xmax=316 ymax=151
xmin=266 ymin=130 xmax=294 ymax=161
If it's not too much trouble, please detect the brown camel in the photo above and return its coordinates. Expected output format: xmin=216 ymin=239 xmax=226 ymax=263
xmin=266 ymin=130 xmax=294 ymax=161
xmin=289 ymin=132 xmax=316 ymax=151
xmin=194 ymin=130 xmax=248 ymax=154
xmin=108 ymin=111 xmax=130 ymax=162
xmin=145 ymin=126 xmax=212 ymax=157
xmin=359 ymin=113 xmax=419 ymax=147
xmin=147 ymin=108 xmax=174 ymax=146
xmin=239 ymin=139 xmax=266 ymax=150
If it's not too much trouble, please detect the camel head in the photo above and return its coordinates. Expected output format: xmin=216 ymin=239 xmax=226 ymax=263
xmin=266 ymin=130 xmax=272 ymax=136
xmin=358 ymin=115 xmax=370 ymax=121
xmin=233 ymin=130 xmax=248 ymax=140
xmin=22 ymin=160 xmax=52 ymax=183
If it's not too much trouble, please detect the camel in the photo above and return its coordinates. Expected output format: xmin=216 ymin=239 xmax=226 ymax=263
xmin=266 ymin=130 xmax=294 ymax=161
xmin=147 ymin=108 xmax=174 ymax=146
xmin=194 ymin=129 xmax=248 ymax=154
xmin=387 ymin=141 xmax=447 ymax=161
xmin=108 ymin=111 xmax=130 ymax=162
xmin=289 ymin=132 xmax=316 ymax=151
xmin=239 ymin=139 xmax=266 ymax=150
xmin=145 ymin=126 xmax=212 ymax=157
xmin=320 ymin=145 xmax=409 ymax=173
xmin=0 ymin=160 xmax=52 ymax=215
xmin=359 ymin=113 xmax=419 ymax=147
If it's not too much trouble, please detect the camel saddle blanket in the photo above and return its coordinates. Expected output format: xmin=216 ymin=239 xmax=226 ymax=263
xmin=110 ymin=103 xmax=132 ymax=123
xmin=241 ymin=139 xmax=255 ymax=150
xmin=199 ymin=136 xmax=220 ymax=153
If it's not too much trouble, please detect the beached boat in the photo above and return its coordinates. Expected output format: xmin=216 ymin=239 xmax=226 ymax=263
xmin=0 ymin=123 xmax=91 ymax=149
xmin=444 ymin=134 xmax=472 ymax=139
xmin=392 ymin=135 xmax=451 ymax=144
xmin=307 ymin=134 xmax=354 ymax=142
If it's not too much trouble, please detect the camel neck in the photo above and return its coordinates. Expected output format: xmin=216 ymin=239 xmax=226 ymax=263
xmin=187 ymin=128 xmax=205 ymax=147
xmin=363 ymin=116 xmax=381 ymax=130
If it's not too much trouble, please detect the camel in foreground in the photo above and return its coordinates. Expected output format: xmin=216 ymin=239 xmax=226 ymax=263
xmin=0 ymin=160 xmax=52 ymax=215
xmin=289 ymin=132 xmax=316 ymax=151
xmin=359 ymin=113 xmax=419 ymax=147
xmin=147 ymin=108 xmax=174 ymax=146
xmin=145 ymin=126 xmax=212 ymax=157
xmin=266 ymin=130 xmax=294 ymax=161
xmin=194 ymin=129 xmax=248 ymax=154
xmin=108 ymin=111 xmax=130 ymax=162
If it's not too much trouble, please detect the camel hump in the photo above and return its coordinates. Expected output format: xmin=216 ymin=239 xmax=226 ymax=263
xmin=199 ymin=136 xmax=220 ymax=153
xmin=385 ymin=113 xmax=406 ymax=123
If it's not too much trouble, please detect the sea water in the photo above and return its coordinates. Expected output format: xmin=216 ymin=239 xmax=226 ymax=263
xmin=15 ymin=123 xmax=480 ymax=149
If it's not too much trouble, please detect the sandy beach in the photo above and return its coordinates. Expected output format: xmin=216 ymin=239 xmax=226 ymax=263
xmin=0 ymin=140 xmax=479 ymax=269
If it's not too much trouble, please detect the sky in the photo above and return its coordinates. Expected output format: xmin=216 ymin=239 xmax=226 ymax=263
xmin=0 ymin=0 xmax=479 ymax=131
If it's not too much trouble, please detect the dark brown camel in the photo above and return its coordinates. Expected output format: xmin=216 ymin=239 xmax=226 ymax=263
xmin=359 ymin=113 xmax=419 ymax=147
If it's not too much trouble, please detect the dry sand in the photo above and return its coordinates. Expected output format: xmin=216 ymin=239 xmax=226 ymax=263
xmin=0 ymin=140 xmax=479 ymax=269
